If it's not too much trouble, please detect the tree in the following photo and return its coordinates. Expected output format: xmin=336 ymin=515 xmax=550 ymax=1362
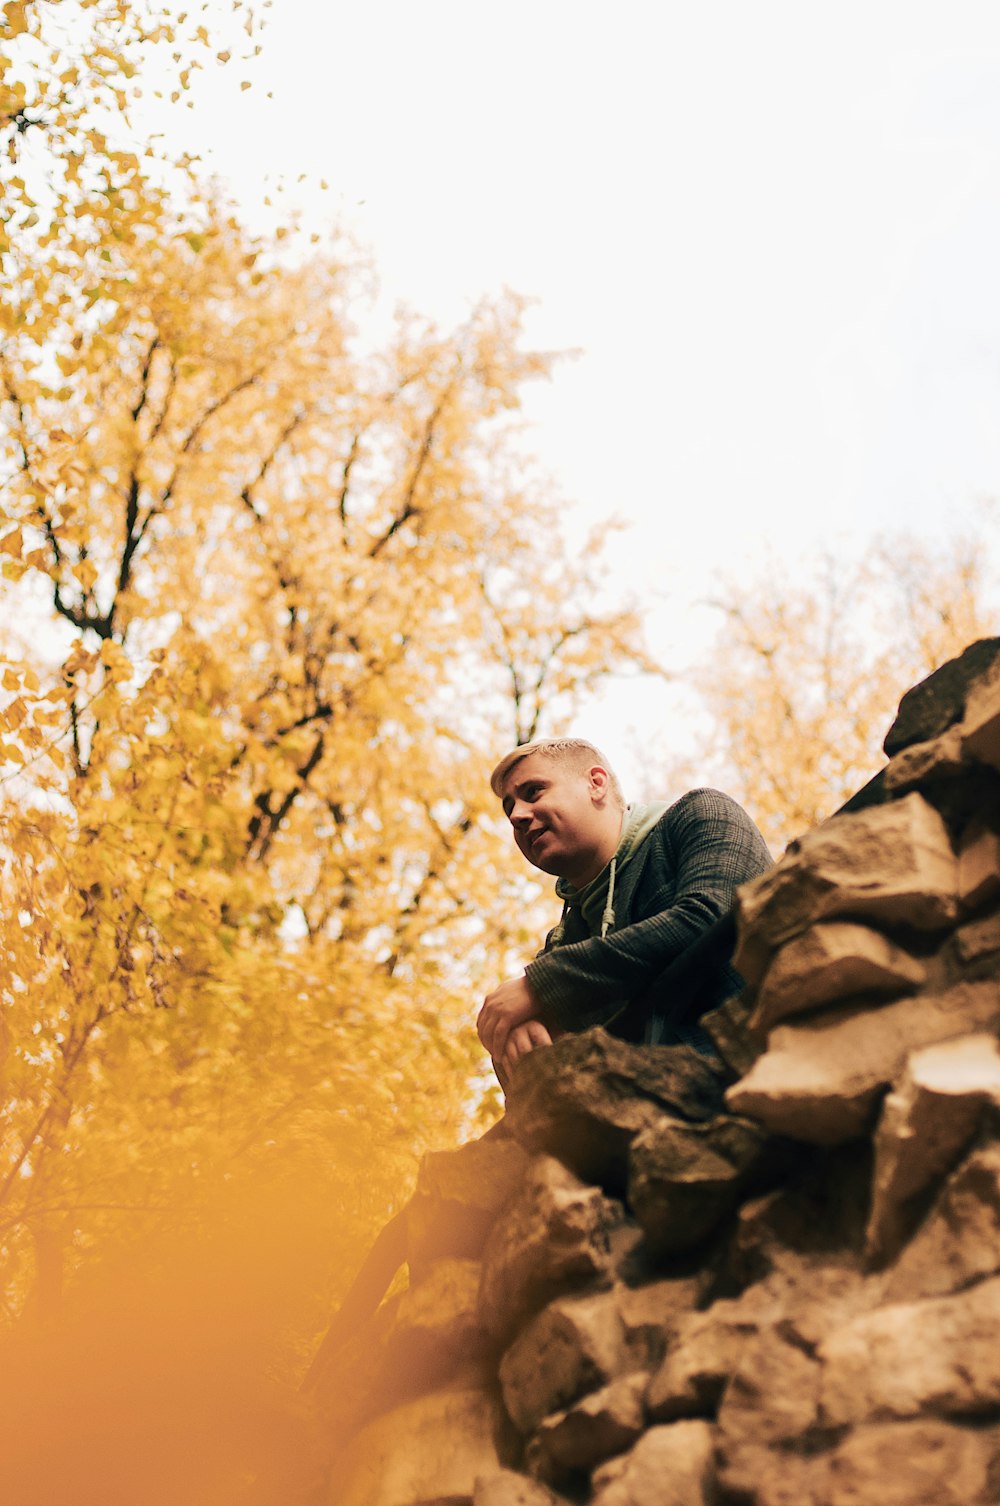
xmin=0 ymin=12 xmax=655 ymax=1346
xmin=671 ymin=526 xmax=998 ymax=853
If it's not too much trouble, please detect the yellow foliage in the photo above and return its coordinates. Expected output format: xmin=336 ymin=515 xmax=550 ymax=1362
xmin=0 ymin=1 xmax=654 ymax=1389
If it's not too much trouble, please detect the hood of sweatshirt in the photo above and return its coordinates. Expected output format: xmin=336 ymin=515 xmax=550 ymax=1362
xmin=552 ymin=801 xmax=669 ymax=939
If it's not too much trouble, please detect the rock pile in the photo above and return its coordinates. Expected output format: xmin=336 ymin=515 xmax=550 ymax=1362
xmin=310 ymin=638 xmax=1000 ymax=1506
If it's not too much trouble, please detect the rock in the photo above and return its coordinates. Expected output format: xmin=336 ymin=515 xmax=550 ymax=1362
xmin=883 ymin=637 xmax=1000 ymax=755
xmin=502 ymin=1029 xmax=727 ymax=1191
xmin=751 ymin=921 xmax=927 ymax=1032
xmin=955 ymin=910 xmax=1000 ymax=965
xmin=315 ymin=1259 xmax=491 ymax=1436
xmin=962 ymin=651 xmax=1000 ymax=769
xmin=827 ymin=1419 xmax=1000 ymax=1506
xmin=334 ymin=1384 xmax=502 ymax=1506
xmin=524 ymin=1372 xmax=646 ymax=1481
xmin=407 ymin=1133 xmax=530 ymax=1277
xmin=477 ymin=1156 xmax=624 ymax=1343
xmin=819 ymin=1274 xmax=1000 ymax=1426
xmin=701 ymin=992 xmax=764 ymax=1077
xmin=646 ymin=1292 xmax=776 ymax=1421
xmin=733 ymin=793 xmax=958 ymax=987
xmin=615 ymin=1277 xmax=704 ymax=1370
xmin=865 ymin=1035 xmax=1000 ymax=1262
xmin=883 ymin=725 xmax=967 ymax=794
xmin=473 ymin=1469 xmax=570 ymax=1506
xmin=628 ymin=1112 xmax=778 ymax=1256
xmin=887 ymin=1141 xmax=1000 ymax=1301
xmin=714 ymin=1325 xmax=821 ymax=1444
xmin=726 ymin=981 xmax=1000 ymax=1145
xmin=589 ymin=1421 xmax=715 ymax=1506
xmin=958 ymin=819 xmax=1000 ymax=913
xmin=714 ymin=1439 xmax=824 ymax=1506
xmin=498 ymin=1290 xmax=627 ymax=1435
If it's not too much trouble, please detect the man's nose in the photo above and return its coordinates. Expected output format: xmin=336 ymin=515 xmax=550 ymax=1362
xmin=509 ymin=800 xmax=531 ymax=829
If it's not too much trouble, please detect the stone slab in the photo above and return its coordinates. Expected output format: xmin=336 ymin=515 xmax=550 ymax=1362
xmin=733 ymin=793 xmax=958 ymax=989
xmin=866 ymin=1034 xmax=1000 ymax=1262
xmin=498 ymin=1290 xmax=627 ymax=1436
xmin=589 ymin=1421 xmax=715 ymax=1506
xmin=478 ymin=1156 xmax=623 ymax=1343
xmin=726 ymin=982 xmax=1000 ymax=1145
xmin=334 ymin=1385 xmax=501 ymax=1506
xmin=752 ymin=920 xmax=927 ymax=1032
xmin=883 ymin=637 xmax=1000 ymax=755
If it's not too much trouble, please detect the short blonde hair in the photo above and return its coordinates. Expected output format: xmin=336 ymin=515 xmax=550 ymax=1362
xmin=490 ymin=738 xmax=625 ymax=808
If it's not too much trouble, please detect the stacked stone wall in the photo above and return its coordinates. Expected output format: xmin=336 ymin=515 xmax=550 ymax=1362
xmin=310 ymin=638 xmax=1000 ymax=1506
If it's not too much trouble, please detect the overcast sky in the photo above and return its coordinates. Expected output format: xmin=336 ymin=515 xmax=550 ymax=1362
xmin=141 ymin=1 xmax=1000 ymax=787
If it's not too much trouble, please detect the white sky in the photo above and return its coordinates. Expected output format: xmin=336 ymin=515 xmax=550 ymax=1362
xmin=138 ymin=0 xmax=1000 ymax=792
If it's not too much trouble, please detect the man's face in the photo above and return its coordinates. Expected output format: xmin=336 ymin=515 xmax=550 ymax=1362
xmin=499 ymin=751 xmax=610 ymax=882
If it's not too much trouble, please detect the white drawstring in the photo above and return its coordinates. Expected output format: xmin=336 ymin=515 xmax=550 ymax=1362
xmin=600 ymin=855 xmax=617 ymax=938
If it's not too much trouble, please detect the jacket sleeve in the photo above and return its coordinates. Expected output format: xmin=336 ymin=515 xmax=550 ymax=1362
xmin=524 ymin=789 xmax=772 ymax=1034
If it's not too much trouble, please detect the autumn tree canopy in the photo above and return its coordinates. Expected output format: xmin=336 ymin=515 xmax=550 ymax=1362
xmin=672 ymin=527 xmax=998 ymax=853
xmin=0 ymin=0 xmax=654 ymax=1348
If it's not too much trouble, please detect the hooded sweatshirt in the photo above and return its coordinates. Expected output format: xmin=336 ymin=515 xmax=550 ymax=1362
xmin=523 ymin=787 xmax=773 ymax=1050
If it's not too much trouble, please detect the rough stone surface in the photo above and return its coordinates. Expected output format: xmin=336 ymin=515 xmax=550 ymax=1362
xmin=407 ymin=1134 xmax=530 ymax=1276
xmin=883 ymin=725 xmax=967 ymax=794
xmin=701 ymin=992 xmax=763 ymax=1076
xmin=629 ymin=1111 xmax=777 ymax=1255
xmin=883 ymin=636 xmax=1000 ymax=754
xmin=524 ymin=1372 xmax=646 ymax=1481
xmin=866 ymin=1034 xmax=1000 ymax=1261
xmin=334 ymin=1385 xmax=501 ymax=1506
xmin=615 ymin=1277 xmax=704 ymax=1370
xmin=826 ymin=1419 xmax=1000 ymax=1506
xmin=646 ymin=1291 xmax=775 ymax=1421
xmin=478 ymin=1156 xmax=623 ymax=1342
xmin=498 ymin=1290 xmax=627 ymax=1436
xmin=473 ymin=1470 xmax=570 ymax=1506
xmin=819 ymin=1274 xmax=1000 ymax=1426
xmin=751 ymin=920 xmax=928 ymax=1032
xmin=589 ymin=1421 xmax=715 ymax=1506
xmin=502 ymin=1028 xmax=727 ymax=1191
xmin=956 ymin=910 xmax=1000 ymax=965
xmin=963 ymin=652 xmax=1000 ymax=769
xmin=886 ymin=1140 xmax=1000 ymax=1301
xmin=733 ymin=793 xmax=958 ymax=986
xmin=958 ymin=819 xmax=1000 ymax=913
xmin=727 ymin=981 xmax=1000 ymax=1144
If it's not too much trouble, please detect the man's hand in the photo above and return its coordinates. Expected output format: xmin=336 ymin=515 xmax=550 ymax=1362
xmin=477 ymin=973 xmax=541 ymax=1062
xmin=499 ymin=1019 xmax=553 ymax=1076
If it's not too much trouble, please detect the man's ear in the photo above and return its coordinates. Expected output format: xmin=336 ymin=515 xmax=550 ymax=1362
xmin=587 ymin=765 xmax=610 ymax=804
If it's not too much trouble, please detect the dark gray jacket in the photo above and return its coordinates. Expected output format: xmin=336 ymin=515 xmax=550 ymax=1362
xmin=524 ymin=788 xmax=773 ymax=1050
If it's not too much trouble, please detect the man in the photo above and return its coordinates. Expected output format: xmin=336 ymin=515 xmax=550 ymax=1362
xmin=476 ymin=738 xmax=773 ymax=1083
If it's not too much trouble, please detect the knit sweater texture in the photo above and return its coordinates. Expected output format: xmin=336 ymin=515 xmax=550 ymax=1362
xmin=524 ymin=787 xmax=774 ymax=1049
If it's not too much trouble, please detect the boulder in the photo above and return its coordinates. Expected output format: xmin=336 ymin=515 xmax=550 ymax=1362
xmin=962 ymin=651 xmax=1000 ymax=769
xmin=628 ymin=1112 xmax=777 ymax=1256
xmin=886 ymin=1141 xmax=1000 ymax=1302
xmin=646 ymin=1292 xmax=777 ymax=1421
xmin=701 ymin=992 xmax=764 ymax=1077
xmin=498 ymin=1290 xmax=627 ymax=1435
xmin=819 ymin=1274 xmax=1000 ymax=1426
xmin=473 ymin=1470 xmax=570 ymax=1506
xmin=865 ymin=1034 xmax=1000 ymax=1262
xmin=524 ymin=1372 xmax=646 ymax=1482
xmin=334 ymin=1384 xmax=502 ymax=1506
xmin=726 ymin=981 xmax=1000 ymax=1145
xmin=883 ymin=637 xmax=1000 ymax=755
xmin=751 ymin=920 xmax=927 ymax=1032
xmin=714 ymin=1325 xmax=821 ymax=1445
xmin=883 ymin=725 xmax=966 ymax=794
xmin=502 ymin=1029 xmax=727 ymax=1191
xmin=615 ymin=1277 xmax=704 ymax=1370
xmin=477 ymin=1156 xmax=624 ymax=1343
xmin=958 ymin=819 xmax=1000 ymax=913
xmin=733 ymin=793 xmax=958 ymax=987
xmin=589 ymin=1421 xmax=715 ymax=1506
xmin=315 ymin=1259 xmax=491 ymax=1436
xmin=826 ymin=1419 xmax=1000 ymax=1506
xmin=955 ymin=910 xmax=1000 ymax=966
xmin=407 ymin=1133 xmax=529 ymax=1277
